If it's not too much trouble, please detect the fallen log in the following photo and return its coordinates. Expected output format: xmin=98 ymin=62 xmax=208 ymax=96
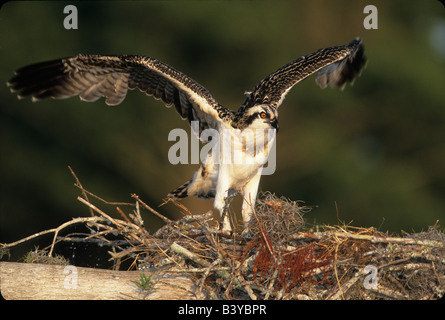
xmin=0 ymin=261 xmax=204 ymax=300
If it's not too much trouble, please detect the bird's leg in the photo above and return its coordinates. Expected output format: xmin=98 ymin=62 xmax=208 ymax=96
xmin=214 ymin=170 xmax=233 ymax=231
xmin=241 ymin=169 xmax=262 ymax=232
xmin=214 ymin=196 xmax=231 ymax=232
xmin=219 ymin=189 xmax=239 ymax=232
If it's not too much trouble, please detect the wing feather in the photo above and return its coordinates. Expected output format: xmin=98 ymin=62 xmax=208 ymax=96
xmin=7 ymin=54 xmax=234 ymax=133
xmin=240 ymin=38 xmax=366 ymax=112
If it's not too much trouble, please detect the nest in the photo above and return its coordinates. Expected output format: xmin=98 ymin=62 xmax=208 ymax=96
xmin=2 ymin=169 xmax=444 ymax=300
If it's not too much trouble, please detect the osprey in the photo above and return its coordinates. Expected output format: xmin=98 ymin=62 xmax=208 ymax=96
xmin=7 ymin=38 xmax=366 ymax=232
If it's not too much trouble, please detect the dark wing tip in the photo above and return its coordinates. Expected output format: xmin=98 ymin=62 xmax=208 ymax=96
xmin=316 ymin=37 xmax=367 ymax=89
xmin=7 ymin=56 xmax=134 ymax=105
xmin=7 ymin=58 xmax=67 ymax=101
xmin=349 ymin=37 xmax=363 ymax=46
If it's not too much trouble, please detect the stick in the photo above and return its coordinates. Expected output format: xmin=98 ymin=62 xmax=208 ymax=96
xmin=290 ymin=231 xmax=444 ymax=248
xmin=328 ymin=268 xmax=366 ymax=300
xmin=77 ymin=196 xmax=125 ymax=228
xmin=1 ymin=217 xmax=104 ymax=254
xmin=68 ymin=166 xmax=94 ymax=217
xmin=76 ymin=196 xmax=149 ymax=242
xmin=170 ymin=242 xmax=242 ymax=288
xmin=70 ymin=166 xmax=134 ymax=207
xmin=132 ymin=194 xmax=175 ymax=225
xmin=48 ymin=217 xmax=109 ymax=257
xmin=245 ymin=193 xmax=275 ymax=258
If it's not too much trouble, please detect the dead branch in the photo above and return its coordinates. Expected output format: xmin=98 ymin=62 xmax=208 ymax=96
xmin=1 ymin=216 xmax=104 ymax=253
xmin=290 ymin=230 xmax=444 ymax=248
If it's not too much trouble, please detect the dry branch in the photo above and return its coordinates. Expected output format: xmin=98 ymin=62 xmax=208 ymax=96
xmin=290 ymin=230 xmax=444 ymax=248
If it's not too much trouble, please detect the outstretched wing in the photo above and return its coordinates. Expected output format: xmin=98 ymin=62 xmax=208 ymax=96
xmin=239 ymin=38 xmax=366 ymax=112
xmin=7 ymin=54 xmax=234 ymax=133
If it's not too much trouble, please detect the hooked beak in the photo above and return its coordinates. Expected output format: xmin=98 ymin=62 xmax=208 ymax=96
xmin=271 ymin=119 xmax=279 ymax=133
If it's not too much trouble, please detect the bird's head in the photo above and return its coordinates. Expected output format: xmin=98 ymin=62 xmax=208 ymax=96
xmin=241 ymin=104 xmax=279 ymax=132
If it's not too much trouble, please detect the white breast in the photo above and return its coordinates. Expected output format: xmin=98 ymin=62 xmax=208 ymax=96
xmin=217 ymin=126 xmax=276 ymax=190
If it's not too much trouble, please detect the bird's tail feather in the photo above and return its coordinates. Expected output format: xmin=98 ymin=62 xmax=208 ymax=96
xmin=168 ymin=180 xmax=191 ymax=199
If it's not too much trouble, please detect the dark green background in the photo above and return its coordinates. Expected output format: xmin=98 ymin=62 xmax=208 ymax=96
xmin=1 ymin=1 xmax=444 ymax=257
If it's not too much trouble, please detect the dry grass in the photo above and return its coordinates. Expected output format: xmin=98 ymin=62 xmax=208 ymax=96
xmin=1 ymin=169 xmax=444 ymax=300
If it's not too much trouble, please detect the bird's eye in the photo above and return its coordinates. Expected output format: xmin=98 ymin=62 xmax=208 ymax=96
xmin=260 ymin=112 xmax=267 ymax=119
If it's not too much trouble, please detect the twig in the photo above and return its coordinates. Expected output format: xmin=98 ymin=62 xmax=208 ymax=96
xmin=1 ymin=217 xmax=102 ymax=251
xmin=76 ymin=196 xmax=149 ymax=243
xmin=328 ymin=268 xmax=366 ymax=300
xmin=68 ymin=166 xmax=94 ymax=217
xmin=161 ymin=197 xmax=193 ymax=217
xmin=168 ymin=266 xmax=232 ymax=273
xmin=198 ymin=258 xmax=223 ymax=293
xmin=247 ymin=193 xmax=275 ymax=258
xmin=170 ymin=242 xmax=242 ymax=288
xmin=170 ymin=242 xmax=212 ymax=267
xmin=332 ymin=240 xmax=345 ymax=300
xmin=237 ymin=274 xmax=258 ymax=300
xmin=77 ymin=196 xmax=124 ymax=228
xmin=48 ymin=217 xmax=106 ymax=256
xmin=132 ymin=194 xmax=175 ymax=225
xmin=371 ymin=285 xmax=408 ymax=300
xmin=264 ymin=269 xmax=278 ymax=300
xmin=56 ymin=236 xmax=132 ymax=247
xmin=290 ymin=231 xmax=444 ymax=248
xmin=70 ymin=166 xmax=134 ymax=207
xmin=116 ymin=207 xmax=132 ymax=224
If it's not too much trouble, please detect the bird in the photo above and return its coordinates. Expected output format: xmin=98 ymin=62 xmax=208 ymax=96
xmin=7 ymin=38 xmax=366 ymax=233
